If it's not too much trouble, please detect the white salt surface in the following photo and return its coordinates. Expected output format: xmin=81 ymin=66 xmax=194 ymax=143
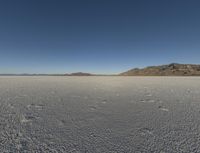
xmin=0 ymin=76 xmax=200 ymax=152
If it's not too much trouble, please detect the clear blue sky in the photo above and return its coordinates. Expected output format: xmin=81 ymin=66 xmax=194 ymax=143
xmin=0 ymin=0 xmax=200 ymax=74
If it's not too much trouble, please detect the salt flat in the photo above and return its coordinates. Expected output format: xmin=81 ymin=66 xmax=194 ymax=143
xmin=0 ymin=76 xmax=200 ymax=152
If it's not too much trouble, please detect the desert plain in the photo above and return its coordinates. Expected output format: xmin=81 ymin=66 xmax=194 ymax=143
xmin=0 ymin=76 xmax=200 ymax=152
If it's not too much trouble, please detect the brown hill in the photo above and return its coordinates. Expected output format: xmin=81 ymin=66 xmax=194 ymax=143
xmin=65 ymin=72 xmax=93 ymax=76
xmin=120 ymin=63 xmax=200 ymax=76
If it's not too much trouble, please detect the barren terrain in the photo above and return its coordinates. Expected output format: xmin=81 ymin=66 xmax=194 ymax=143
xmin=0 ymin=76 xmax=200 ymax=152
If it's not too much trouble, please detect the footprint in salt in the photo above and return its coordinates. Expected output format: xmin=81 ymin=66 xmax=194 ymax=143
xmin=186 ymin=89 xmax=191 ymax=93
xmin=148 ymin=99 xmax=155 ymax=103
xmin=140 ymin=99 xmax=155 ymax=103
xmin=146 ymin=93 xmax=152 ymax=97
xmin=58 ymin=119 xmax=66 ymax=126
xmin=89 ymin=105 xmax=98 ymax=111
xmin=101 ymin=100 xmax=107 ymax=104
xmin=21 ymin=113 xmax=40 ymax=123
xmin=158 ymin=106 xmax=169 ymax=112
xmin=27 ymin=104 xmax=44 ymax=110
xmin=160 ymin=108 xmax=169 ymax=112
xmin=20 ymin=115 xmax=31 ymax=123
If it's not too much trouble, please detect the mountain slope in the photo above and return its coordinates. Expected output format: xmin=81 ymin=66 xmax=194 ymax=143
xmin=65 ymin=72 xmax=93 ymax=76
xmin=120 ymin=63 xmax=200 ymax=76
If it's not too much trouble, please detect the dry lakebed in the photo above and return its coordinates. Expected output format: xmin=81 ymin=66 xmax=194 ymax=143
xmin=0 ymin=76 xmax=200 ymax=152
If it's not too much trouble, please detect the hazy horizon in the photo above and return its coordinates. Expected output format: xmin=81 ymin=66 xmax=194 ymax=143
xmin=1 ymin=0 xmax=200 ymax=74
xmin=0 ymin=62 xmax=200 ymax=75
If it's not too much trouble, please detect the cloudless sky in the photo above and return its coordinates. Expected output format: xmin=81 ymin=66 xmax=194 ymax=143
xmin=0 ymin=0 xmax=200 ymax=74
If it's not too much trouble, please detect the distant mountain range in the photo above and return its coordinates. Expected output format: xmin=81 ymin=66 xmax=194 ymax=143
xmin=1 ymin=63 xmax=200 ymax=76
xmin=65 ymin=72 xmax=93 ymax=76
xmin=120 ymin=63 xmax=200 ymax=76
xmin=0 ymin=72 xmax=95 ymax=76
